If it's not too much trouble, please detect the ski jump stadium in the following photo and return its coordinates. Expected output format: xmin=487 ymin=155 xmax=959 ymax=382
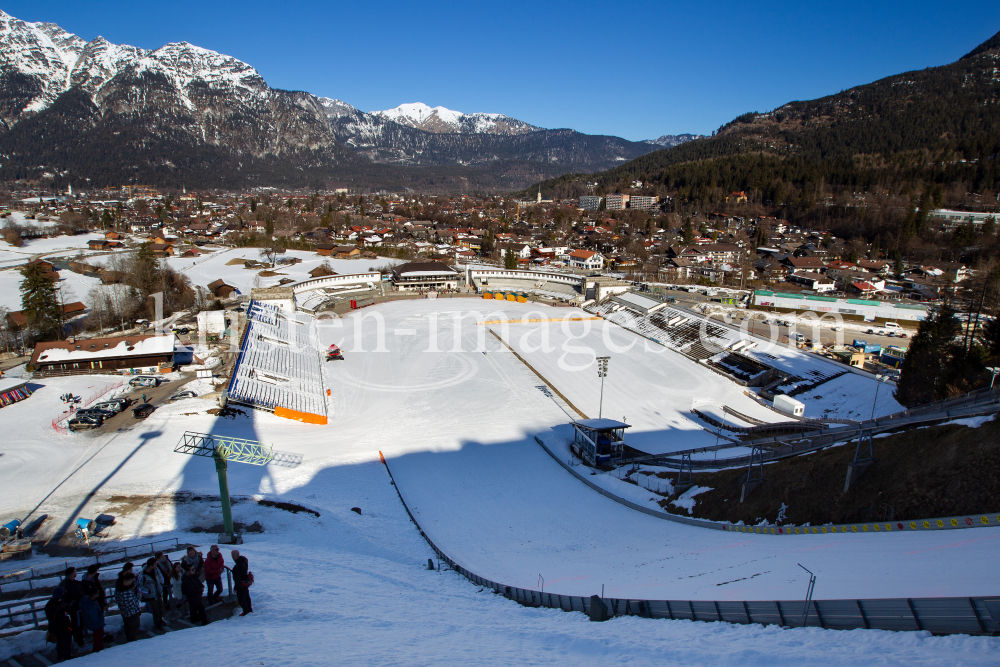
xmin=211 ymin=265 xmax=1000 ymax=636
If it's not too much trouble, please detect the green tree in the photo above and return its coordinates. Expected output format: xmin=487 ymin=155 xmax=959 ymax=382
xmin=981 ymin=216 xmax=996 ymax=238
xmin=981 ymin=315 xmax=1000 ymax=366
xmin=682 ymin=218 xmax=695 ymax=244
xmin=503 ymin=248 xmax=517 ymax=270
xmin=481 ymin=229 xmax=495 ymax=257
xmin=133 ymin=243 xmax=160 ymax=296
xmin=19 ymin=264 xmax=62 ymax=342
xmin=895 ymin=303 xmax=964 ymax=407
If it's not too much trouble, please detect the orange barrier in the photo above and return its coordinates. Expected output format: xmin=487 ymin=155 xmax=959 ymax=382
xmin=274 ymin=406 xmax=328 ymax=425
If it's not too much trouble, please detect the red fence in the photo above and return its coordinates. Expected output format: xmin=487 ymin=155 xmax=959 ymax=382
xmin=51 ymin=378 xmax=125 ymax=433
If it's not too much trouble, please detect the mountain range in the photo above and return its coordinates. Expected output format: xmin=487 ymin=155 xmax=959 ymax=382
xmin=0 ymin=9 xmax=698 ymax=192
xmin=533 ymin=28 xmax=1000 ymax=203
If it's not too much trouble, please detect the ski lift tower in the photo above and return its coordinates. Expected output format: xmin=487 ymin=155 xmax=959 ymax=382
xmin=175 ymin=431 xmax=274 ymax=544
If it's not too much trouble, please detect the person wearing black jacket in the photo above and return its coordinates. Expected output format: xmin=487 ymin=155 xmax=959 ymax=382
xmin=44 ymin=587 xmax=73 ymax=661
xmin=58 ymin=566 xmax=85 ymax=646
xmin=181 ymin=566 xmax=208 ymax=626
xmin=81 ymin=564 xmax=108 ymax=610
xmin=230 ymin=550 xmax=252 ymax=616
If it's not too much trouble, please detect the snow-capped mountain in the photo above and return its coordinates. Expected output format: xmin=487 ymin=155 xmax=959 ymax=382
xmin=0 ymin=10 xmax=274 ymax=128
xmin=0 ymin=8 xmax=660 ymax=190
xmin=644 ymin=134 xmax=703 ymax=148
xmin=316 ymin=97 xmax=657 ymax=173
xmin=372 ymin=102 xmax=540 ymax=135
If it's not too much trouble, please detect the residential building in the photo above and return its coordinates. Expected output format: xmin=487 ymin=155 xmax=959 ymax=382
xmin=604 ymin=194 xmax=629 ymax=210
xmin=391 ymin=261 xmax=460 ymax=291
xmin=929 ymin=209 xmax=998 ymax=231
xmin=579 ymin=196 xmax=603 ymax=211
xmin=787 ymin=272 xmax=836 ymax=292
xmin=628 ymin=195 xmax=659 ymax=211
xmin=30 ymin=334 xmax=176 ymax=375
xmin=568 ymin=249 xmax=604 ymax=270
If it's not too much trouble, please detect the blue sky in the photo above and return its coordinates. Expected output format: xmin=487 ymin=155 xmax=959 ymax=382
xmin=7 ymin=1 xmax=1000 ymax=141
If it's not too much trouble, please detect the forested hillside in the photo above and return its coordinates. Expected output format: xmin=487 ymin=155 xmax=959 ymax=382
xmin=533 ymin=29 xmax=1000 ymax=262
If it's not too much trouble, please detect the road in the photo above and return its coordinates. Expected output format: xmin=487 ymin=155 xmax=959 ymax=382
xmin=82 ymin=372 xmax=195 ymax=435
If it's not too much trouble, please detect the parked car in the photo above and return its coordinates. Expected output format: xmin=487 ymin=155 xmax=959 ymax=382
xmin=68 ymin=415 xmax=103 ymax=431
xmin=172 ymin=327 xmax=190 ymax=335
xmin=93 ymin=401 xmax=123 ymax=415
xmin=129 ymin=376 xmax=160 ymax=388
xmin=73 ymin=409 xmax=106 ymax=422
xmin=132 ymin=404 xmax=156 ymax=419
xmin=168 ymin=390 xmax=197 ymax=401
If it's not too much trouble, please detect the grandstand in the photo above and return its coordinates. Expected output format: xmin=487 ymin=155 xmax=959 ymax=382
xmin=592 ymin=295 xmax=845 ymax=398
xmin=472 ymin=277 xmax=581 ymax=302
xmin=297 ymin=284 xmax=377 ymax=313
xmin=227 ymin=301 xmax=328 ymax=421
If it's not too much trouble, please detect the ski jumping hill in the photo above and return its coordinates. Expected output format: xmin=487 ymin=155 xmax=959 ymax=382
xmin=1 ymin=299 xmax=998 ymax=665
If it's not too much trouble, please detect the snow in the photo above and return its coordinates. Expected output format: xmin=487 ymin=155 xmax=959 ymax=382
xmin=0 ymin=263 xmax=104 ymax=311
xmin=1 ymin=299 xmax=998 ymax=663
xmin=941 ymin=414 xmax=996 ymax=428
xmin=374 ymin=102 xmax=466 ymax=128
xmin=794 ymin=372 xmax=904 ymax=420
xmin=35 ymin=335 xmax=175 ymax=363
xmin=670 ymin=485 xmax=712 ymax=514
xmin=159 ymin=248 xmax=400 ymax=294
xmin=370 ymin=102 xmax=540 ymax=135
xmin=1 ymin=8 xmax=269 ymax=120
xmin=494 ymin=317 xmax=783 ymax=455
xmin=0 ymin=231 xmax=107 ymax=259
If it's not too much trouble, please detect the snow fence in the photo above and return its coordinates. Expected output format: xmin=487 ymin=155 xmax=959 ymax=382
xmin=379 ymin=450 xmax=1000 ymax=635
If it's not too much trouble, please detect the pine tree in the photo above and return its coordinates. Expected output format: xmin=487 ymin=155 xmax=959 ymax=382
xmin=504 ymin=248 xmax=517 ymax=270
xmin=19 ymin=264 xmax=62 ymax=342
xmin=894 ymin=303 xmax=963 ymax=407
xmin=982 ymin=316 xmax=1000 ymax=366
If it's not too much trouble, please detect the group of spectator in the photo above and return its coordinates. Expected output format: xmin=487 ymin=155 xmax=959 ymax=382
xmin=43 ymin=545 xmax=253 ymax=660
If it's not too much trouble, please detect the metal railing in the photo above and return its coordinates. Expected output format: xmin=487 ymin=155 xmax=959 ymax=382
xmin=0 ymin=545 xmax=234 ymax=634
xmin=378 ymin=451 xmax=1000 ymax=635
xmin=0 ymin=538 xmax=181 ymax=593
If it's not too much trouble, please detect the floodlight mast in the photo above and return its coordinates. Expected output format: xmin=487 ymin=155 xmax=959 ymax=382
xmin=174 ymin=432 xmax=274 ymax=543
xmin=597 ymin=356 xmax=610 ymax=419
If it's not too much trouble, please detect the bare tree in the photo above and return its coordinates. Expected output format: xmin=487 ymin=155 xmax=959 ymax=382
xmin=259 ymin=243 xmax=282 ymax=266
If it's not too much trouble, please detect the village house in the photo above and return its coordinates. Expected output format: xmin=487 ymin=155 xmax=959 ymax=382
xmin=29 ymin=334 xmax=176 ymax=376
xmin=206 ymin=279 xmax=239 ymax=299
xmin=568 ymin=249 xmax=604 ymax=271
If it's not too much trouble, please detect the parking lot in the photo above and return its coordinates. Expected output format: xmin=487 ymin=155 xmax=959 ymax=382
xmin=73 ymin=373 xmax=196 ymax=434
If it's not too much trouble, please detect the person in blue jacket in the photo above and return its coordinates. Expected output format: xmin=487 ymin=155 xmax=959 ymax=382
xmin=79 ymin=586 xmax=107 ymax=653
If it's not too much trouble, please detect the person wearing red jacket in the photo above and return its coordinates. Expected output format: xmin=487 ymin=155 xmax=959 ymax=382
xmin=204 ymin=544 xmax=226 ymax=605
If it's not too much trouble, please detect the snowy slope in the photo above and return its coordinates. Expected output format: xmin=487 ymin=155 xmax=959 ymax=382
xmin=494 ymin=318 xmax=782 ymax=455
xmin=2 ymin=300 xmax=997 ymax=664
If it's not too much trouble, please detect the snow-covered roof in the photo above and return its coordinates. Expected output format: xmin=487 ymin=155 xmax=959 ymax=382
xmin=35 ymin=335 xmax=175 ymax=363
xmin=572 ymin=418 xmax=631 ymax=430
xmin=612 ymin=292 xmax=663 ymax=311
xmin=0 ymin=377 xmax=29 ymax=393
